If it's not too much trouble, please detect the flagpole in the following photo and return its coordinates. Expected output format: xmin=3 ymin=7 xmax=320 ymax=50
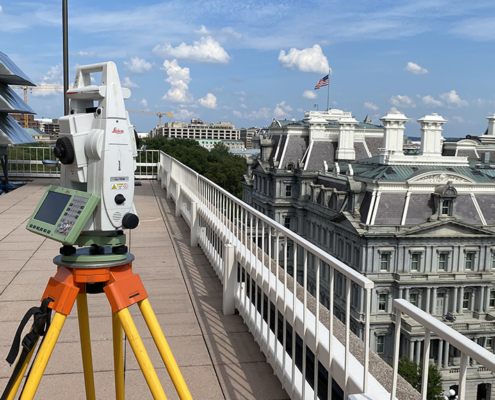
xmin=327 ymin=69 xmax=330 ymax=111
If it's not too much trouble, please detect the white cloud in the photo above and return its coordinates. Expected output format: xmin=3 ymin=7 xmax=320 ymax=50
xmin=364 ymin=102 xmax=379 ymax=111
xmin=303 ymin=90 xmax=317 ymax=99
xmin=173 ymin=109 xmax=196 ymax=121
xmin=139 ymin=98 xmax=148 ymax=107
xmin=405 ymin=62 xmax=428 ymax=75
xmin=278 ymin=45 xmax=330 ymax=74
xmin=233 ymin=91 xmax=246 ymax=96
xmin=194 ymin=25 xmax=210 ymax=35
xmin=390 ymin=95 xmax=416 ymax=108
xmin=122 ymin=76 xmax=139 ymax=88
xmin=233 ymin=110 xmax=243 ymax=118
xmin=161 ymin=59 xmax=193 ymax=103
xmin=273 ymin=101 xmax=292 ymax=118
xmin=153 ymin=36 xmax=231 ymax=64
xmin=33 ymin=64 xmax=64 ymax=97
xmin=452 ymin=116 xmax=464 ymax=123
xmin=439 ymin=90 xmax=469 ymax=107
xmin=474 ymin=98 xmax=486 ymax=107
xmin=389 ymin=107 xmax=400 ymax=114
xmin=297 ymin=108 xmax=305 ymax=113
xmin=74 ymin=50 xmax=96 ymax=58
xmin=124 ymin=57 xmax=152 ymax=74
xmin=422 ymin=95 xmax=443 ymax=107
xmin=198 ymin=93 xmax=217 ymax=109
xmin=247 ymin=107 xmax=271 ymax=120
xmin=240 ymin=104 xmax=247 ymax=108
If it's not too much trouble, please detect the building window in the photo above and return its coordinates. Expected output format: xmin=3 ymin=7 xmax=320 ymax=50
xmin=463 ymin=292 xmax=470 ymax=310
xmin=409 ymin=293 xmax=418 ymax=306
xmin=441 ymin=200 xmax=452 ymax=216
xmin=491 ymin=253 xmax=495 ymax=270
xmin=378 ymin=293 xmax=387 ymax=311
xmin=380 ymin=253 xmax=389 ymax=271
xmin=490 ymin=291 xmax=495 ymax=308
xmin=411 ymin=253 xmax=420 ymax=271
xmin=346 ymin=243 xmax=351 ymax=262
xmin=486 ymin=338 xmax=493 ymax=350
xmin=465 ymin=252 xmax=474 ymax=270
xmin=376 ymin=335 xmax=385 ymax=354
xmin=284 ymin=217 xmax=291 ymax=229
xmin=285 ymin=185 xmax=292 ymax=197
xmin=438 ymin=253 xmax=447 ymax=271
xmin=354 ymin=248 xmax=360 ymax=268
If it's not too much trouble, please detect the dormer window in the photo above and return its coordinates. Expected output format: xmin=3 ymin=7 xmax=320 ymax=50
xmin=441 ymin=200 xmax=452 ymax=216
xmin=433 ymin=181 xmax=457 ymax=218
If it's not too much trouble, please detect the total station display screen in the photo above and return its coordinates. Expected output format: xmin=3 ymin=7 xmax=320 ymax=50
xmin=34 ymin=191 xmax=71 ymax=225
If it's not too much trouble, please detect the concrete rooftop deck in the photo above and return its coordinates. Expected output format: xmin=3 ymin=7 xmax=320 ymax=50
xmin=0 ymin=179 xmax=289 ymax=400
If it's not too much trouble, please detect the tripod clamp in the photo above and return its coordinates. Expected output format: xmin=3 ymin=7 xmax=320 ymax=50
xmin=1 ymin=298 xmax=53 ymax=400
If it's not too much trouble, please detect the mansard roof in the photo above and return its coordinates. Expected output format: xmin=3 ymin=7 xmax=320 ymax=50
xmin=350 ymin=161 xmax=495 ymax=183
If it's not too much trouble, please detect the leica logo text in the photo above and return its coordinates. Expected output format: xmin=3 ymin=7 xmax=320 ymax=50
xmin=112 ymin=128 xmax=124 ymax=134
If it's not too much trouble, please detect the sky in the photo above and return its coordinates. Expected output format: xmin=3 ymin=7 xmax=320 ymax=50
xmin=2 ymin=0 xmax=495 ymax=137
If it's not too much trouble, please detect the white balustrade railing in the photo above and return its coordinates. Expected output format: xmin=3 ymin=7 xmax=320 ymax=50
xmin=392 ymin=299 xmax=495 ymax=400
xmin=6 ymin=147 xmax=159 ymax=179
xmin=159 ymin=151 xmax=384 ymax=400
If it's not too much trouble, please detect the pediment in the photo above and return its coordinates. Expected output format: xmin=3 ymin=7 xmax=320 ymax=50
xmin=399 ymin=220 xmax=494 ymax=237
xmin=407 ymin=171 xmax=475 ymax=184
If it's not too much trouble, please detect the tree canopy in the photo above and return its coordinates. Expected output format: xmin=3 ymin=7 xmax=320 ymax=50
xmin=397 ymin=356 xmax=443 ymax=400
xmin=142 ymin=137 xmax=246 ymax=198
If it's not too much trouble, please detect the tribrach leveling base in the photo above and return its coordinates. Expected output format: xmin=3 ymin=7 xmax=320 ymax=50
xmin=2 ymin=254 xmax=192 ymax=400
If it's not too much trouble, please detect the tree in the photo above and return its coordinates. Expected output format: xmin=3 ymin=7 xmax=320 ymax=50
xmin=142 ymin=137 xmax=246 ymax=198
xmin=397 ymin=357 xmax=443 ymax=400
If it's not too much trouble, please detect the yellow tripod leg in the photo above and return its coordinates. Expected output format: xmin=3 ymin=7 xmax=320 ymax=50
xmin=4 ymin=338 xmax=38 ymax=400
xmin=117 ymin=308 xmax=167 ymax=400
xmin=138 ymin=299 xmax=192 ymax=400
xmin=20 ymin=312 xmax=67 ymax=400
xmin=112 ymin=312 xmax=125 ymax=400
xmin=76 ymin=293 xmax=96 ymax=400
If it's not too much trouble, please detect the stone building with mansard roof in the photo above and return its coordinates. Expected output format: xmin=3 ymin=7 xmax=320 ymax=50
xmin=242 ymin=109 xmax=495 ymax=399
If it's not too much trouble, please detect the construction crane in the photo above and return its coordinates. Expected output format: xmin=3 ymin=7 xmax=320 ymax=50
xmin=128 ymin=110 xmax=173 ymax=126
xmin=11 ymin=85 xmax=64 ymax=128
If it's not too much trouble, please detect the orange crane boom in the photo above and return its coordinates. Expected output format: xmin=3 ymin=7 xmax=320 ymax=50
xmin=11 ymin=85 xmax=64 ymax=128
xmin=128 ymin=110 xmax=173 ymax=126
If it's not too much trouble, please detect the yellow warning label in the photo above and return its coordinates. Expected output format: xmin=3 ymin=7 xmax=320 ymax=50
xmin=111 ymin=183 xmax=128 ymax=190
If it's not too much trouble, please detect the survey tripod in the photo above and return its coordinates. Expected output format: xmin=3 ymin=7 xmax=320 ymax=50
xmin=1 ymin=252 xmax=193 ymax=400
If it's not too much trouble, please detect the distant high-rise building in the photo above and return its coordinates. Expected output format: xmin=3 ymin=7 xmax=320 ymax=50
xmin=240 ymin=127 xmax=258 ymax=149
xmin=151 ymin=119 xmax=240 ymax=141
xmin=9 ymin=113 xmax=39 ymax=129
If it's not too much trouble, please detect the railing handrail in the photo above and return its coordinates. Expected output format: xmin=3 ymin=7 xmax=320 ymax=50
xmin=394 ymin=299 xmax=495 ymax=370
xmin=165 ymin=152 xmax=374 ymax=289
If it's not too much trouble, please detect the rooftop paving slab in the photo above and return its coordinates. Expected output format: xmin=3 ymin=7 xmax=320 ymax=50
xmin=0 ymin=179 xmax=289 ymax=399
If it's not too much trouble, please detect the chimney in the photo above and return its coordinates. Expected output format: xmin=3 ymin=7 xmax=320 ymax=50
xmin=379 ymin=111 xmax=409 ymax=156
xmin=487 ymin=114 xmax=495 ymax=136
xmin=336 ymin=116 xmax=358 ymax=161
xmin=418 ymin=113 xmax=447 ymax=157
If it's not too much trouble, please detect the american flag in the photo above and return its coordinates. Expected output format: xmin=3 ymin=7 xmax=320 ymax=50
xmin=314 ymin=74 xmax=329 ymax=90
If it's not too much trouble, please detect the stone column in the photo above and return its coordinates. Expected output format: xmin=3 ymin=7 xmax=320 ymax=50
xmin=399 ymin=287 xmax=403 ymax=300
xmin=431 ymin=287 xmax=437 ymax=315
xmin=437 ymin=339 xmax=443 ymax=368
xmin=458 ymin=287 xmax=464 ymax=314
xmin=415 ymin=340 xmax=422 ymax=365
xmin=479 ymin=287 xmax=485 ymax=313
xmin=452 ymin=286 xmax=458 ymax=314
xmin=404 ymin=287 xmax=410 ymax=302
xmin=484 ymin=286 xmax=491 ymax=312
xmin=425 ymin=288 xmax=431 ymax=314
xmin=409 ymin=339 xmax=415 ymax=360
xmin=443 ymin=341 xmax=450 ymax=367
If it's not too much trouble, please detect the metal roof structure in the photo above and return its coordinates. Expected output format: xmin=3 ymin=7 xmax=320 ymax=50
xmin=0 ymin=83 xmax=35 ymax=114
xmin=0 ymin=51 xmax=36 ymax=86
xmin=0 ymin=113 xmax=36 ymax=145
